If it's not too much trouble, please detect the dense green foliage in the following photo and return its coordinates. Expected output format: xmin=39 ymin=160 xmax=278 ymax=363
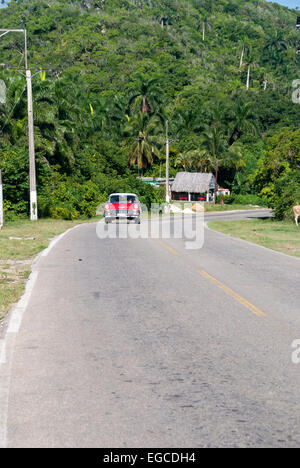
xmin=0 ymin=0 xmax=300 ymax=218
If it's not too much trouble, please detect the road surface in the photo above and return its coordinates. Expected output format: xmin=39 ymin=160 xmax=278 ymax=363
xmin=2 ymin=209 xmax=300 ymax=448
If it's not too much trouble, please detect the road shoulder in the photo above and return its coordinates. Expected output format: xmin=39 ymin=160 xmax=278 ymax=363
xmin=207 ymin=218 xmax=300 ymax=260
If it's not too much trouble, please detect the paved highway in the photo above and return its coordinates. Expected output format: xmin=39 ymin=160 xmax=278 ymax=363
xmin=2 ymin=209 xmax=300 ymax=448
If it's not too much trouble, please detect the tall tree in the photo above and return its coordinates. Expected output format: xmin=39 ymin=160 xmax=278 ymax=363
xmin=263 ymin=31 xmax=288 ymax=66
xmin=124 ymin=112 xmax=161 ymax=175
xmin=200 ymin=124 xmax=243 ymax=201
xmin=174 ymin=152 xmax=194 ymax=172
xmin=201 ymin=15 xmax=212 ymax=42
xmin=228 ymin=100 xmax=259 ymax=146
xmin=128 ymin=74 xmax=162 ymax=116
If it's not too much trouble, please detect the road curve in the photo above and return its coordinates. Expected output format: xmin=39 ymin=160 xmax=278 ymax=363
xmin=3 ymin=209 xmax=300 ymax=448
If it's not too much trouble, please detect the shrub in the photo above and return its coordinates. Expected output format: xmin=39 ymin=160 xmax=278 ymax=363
xmin=38 ymin=173 xmax=102 ymax=220
xmin=273 ymin=171 xmax=300 ymax=220
xmin=231 ymin=193 xmax=268 ymax=206
xmin=0 ymin=146 xmax=29 ymax=217
xmin=3 ymin=200 xmax=28 ymax=221
xmin=217 ymin=195 xmax=234 ymax=204
xmin=223 ymin=193 xmax=268 ymax=206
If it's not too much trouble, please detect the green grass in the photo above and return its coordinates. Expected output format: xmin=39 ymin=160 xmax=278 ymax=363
xmin=0 ymin=217 xmax=101 ymax=321
xmin=142 ymin=203 xmax=266 ymax=219
xmin=204 ymin=203 xmax=265 ymax=212
xmin=0 ymin=217 xmax=102 ymax=261
xmin=170 ymin=202 xmax=265 ymax=213
xmin=209 ymin=219 xmax=300 ymax=258
xmin=0 ymin=269 xmax=30 ymax=321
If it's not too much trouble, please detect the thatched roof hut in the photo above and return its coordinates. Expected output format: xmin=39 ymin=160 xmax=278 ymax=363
xmin=171 ymin=172 xmax=215 ymax=194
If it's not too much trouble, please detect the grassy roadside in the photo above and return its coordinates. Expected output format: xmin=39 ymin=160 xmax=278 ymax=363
xmin=208 ymin=219 xmax=300 ymax=258
xmin=204 ymin=203 xmax=266 ymax=212
xmin=146 ymin=203 xmax=266 ymax=216
xmin=0 ymin=217 xmax=101 ymax=322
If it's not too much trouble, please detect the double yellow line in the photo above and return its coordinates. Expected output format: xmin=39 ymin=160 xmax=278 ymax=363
xmin=157 ymin=240 xmax=267 ymax=319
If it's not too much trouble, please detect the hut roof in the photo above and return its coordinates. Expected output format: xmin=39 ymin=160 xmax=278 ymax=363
xmin=171 ymin=172 xmax=215 ymax=193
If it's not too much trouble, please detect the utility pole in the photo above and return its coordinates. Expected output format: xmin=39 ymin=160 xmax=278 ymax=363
xmin=0 ymin=170 xmax=3 ymax=228
xmin=26 ymin=68 xmax=37 ymax=220
xmin=0 ymin=28 xmax=38 ymax=220
xmin=24 ymin=29 xmax=38 ymax=220
xmin=165 ymin=120 xmax=170 ymax=203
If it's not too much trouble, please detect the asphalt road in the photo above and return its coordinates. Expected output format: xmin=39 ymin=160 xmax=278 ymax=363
xmin=2 ymin=209 xmax=300 ymax=448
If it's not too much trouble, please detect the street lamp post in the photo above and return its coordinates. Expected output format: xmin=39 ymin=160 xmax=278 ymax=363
xmin=0 ymin=28 xmax=38 ymax=220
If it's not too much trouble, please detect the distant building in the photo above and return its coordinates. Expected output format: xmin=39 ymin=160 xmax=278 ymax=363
xmin=171 ymin=172 xmax=216 ymax=202
xmin=217 ymin=187 xmax=230 ymax=196
xmin=140 ymin=177 xmax=174 ymax=188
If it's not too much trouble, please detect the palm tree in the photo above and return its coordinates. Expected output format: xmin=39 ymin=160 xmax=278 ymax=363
xmin=199 ymin=124 xmax=243 ymax=202
xmin=201 ymin=15 xmax=212 ymax=42
xmin=188 ymin=149 xmax=211 ymax=173
xmin=242 ymin=46 xmax=260 ymax=91
xmin=227 ymin=100 xmax=259 ymax=146
xmin=128 ymin=74 xmax=162 ymax=116
xmin=32 ymin=78 xmax=88 ymax=171
xmin=263 ymin=31 xmax=288 ymax=65
xmin=0 ymin=74 xmax=27 ymax=146
xmin=175 ymin=108 xmax=199 ymax=136
xmin=174 ymin=152 xmax=194 ymax=172
xmin=239 ymin=43 xmax=245 ymax=69
xmin=124 ymin=112 xmax=161 ymax=175
xmin=106 ymin=94 xmax=127 ymax=133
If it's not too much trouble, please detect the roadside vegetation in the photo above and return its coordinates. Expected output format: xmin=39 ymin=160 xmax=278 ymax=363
xmin=0 ymin=0 xmax=300 ymax=222
xmin=209 ymin=219 xmax=300 ymax=258
xmin=0 ymin=218 xmax=99 ymax=321
xmin=204 ymin=204 xmax=265 ymax=213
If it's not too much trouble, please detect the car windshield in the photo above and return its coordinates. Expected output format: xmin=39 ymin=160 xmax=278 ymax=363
xmin=109 ymin=195 xmax=137 ymax=204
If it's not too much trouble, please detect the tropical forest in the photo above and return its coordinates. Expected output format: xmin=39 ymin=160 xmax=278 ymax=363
xmin=0 ymin=0 xmax=300 ymax=220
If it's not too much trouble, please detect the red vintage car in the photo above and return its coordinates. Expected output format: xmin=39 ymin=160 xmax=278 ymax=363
xmin=104 ymin=193 xmax=141 ymax=224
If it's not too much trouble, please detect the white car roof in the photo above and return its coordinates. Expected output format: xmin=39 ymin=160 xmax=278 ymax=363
xmin=109 ymin=193 xmax=138 ymax=197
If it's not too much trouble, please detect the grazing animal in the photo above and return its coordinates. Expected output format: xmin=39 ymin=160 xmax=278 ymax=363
xmin=293 ymin=205 xmax=300 ymax=227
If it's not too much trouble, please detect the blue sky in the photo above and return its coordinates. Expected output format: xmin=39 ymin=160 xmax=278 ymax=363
xmin=271 ymin=0 xmax=299 ymax=8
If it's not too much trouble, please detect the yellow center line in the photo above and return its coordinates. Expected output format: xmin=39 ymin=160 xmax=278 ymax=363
xmin=157 ymin=239 xmax=181 ymax=257
xmin=198 ymin=270 xmax=268 ymax=318
xmin=157 ymin=239 xmax=267 ymax=318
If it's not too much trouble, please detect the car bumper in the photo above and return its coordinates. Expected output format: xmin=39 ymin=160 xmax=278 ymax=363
xmin=104 ymin=213 xmax=140 ymax=220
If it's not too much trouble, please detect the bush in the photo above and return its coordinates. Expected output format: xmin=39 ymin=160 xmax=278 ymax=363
xmin=0 ymin=144 xmax=52 ymax=219
xmin=38 ymin=173 xmax=103 ymax=220
xmin=0 ymin=146 xmax=29 ymax=217
xmin=231 ymin=193 xmax=268 ymax=206
xmin=216 ymin=195 xmax=234 ymax=204
xmin=3 ymin=200 xmax=28 ymax=221
xmin=223 ymin=193 xmax=268 ymax=206
xmin=273 ymin=171 xmax=300 ymax=220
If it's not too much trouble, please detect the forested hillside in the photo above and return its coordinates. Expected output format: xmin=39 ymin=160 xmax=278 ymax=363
xmin=0 ymin=0 xmax=300 ymax=219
